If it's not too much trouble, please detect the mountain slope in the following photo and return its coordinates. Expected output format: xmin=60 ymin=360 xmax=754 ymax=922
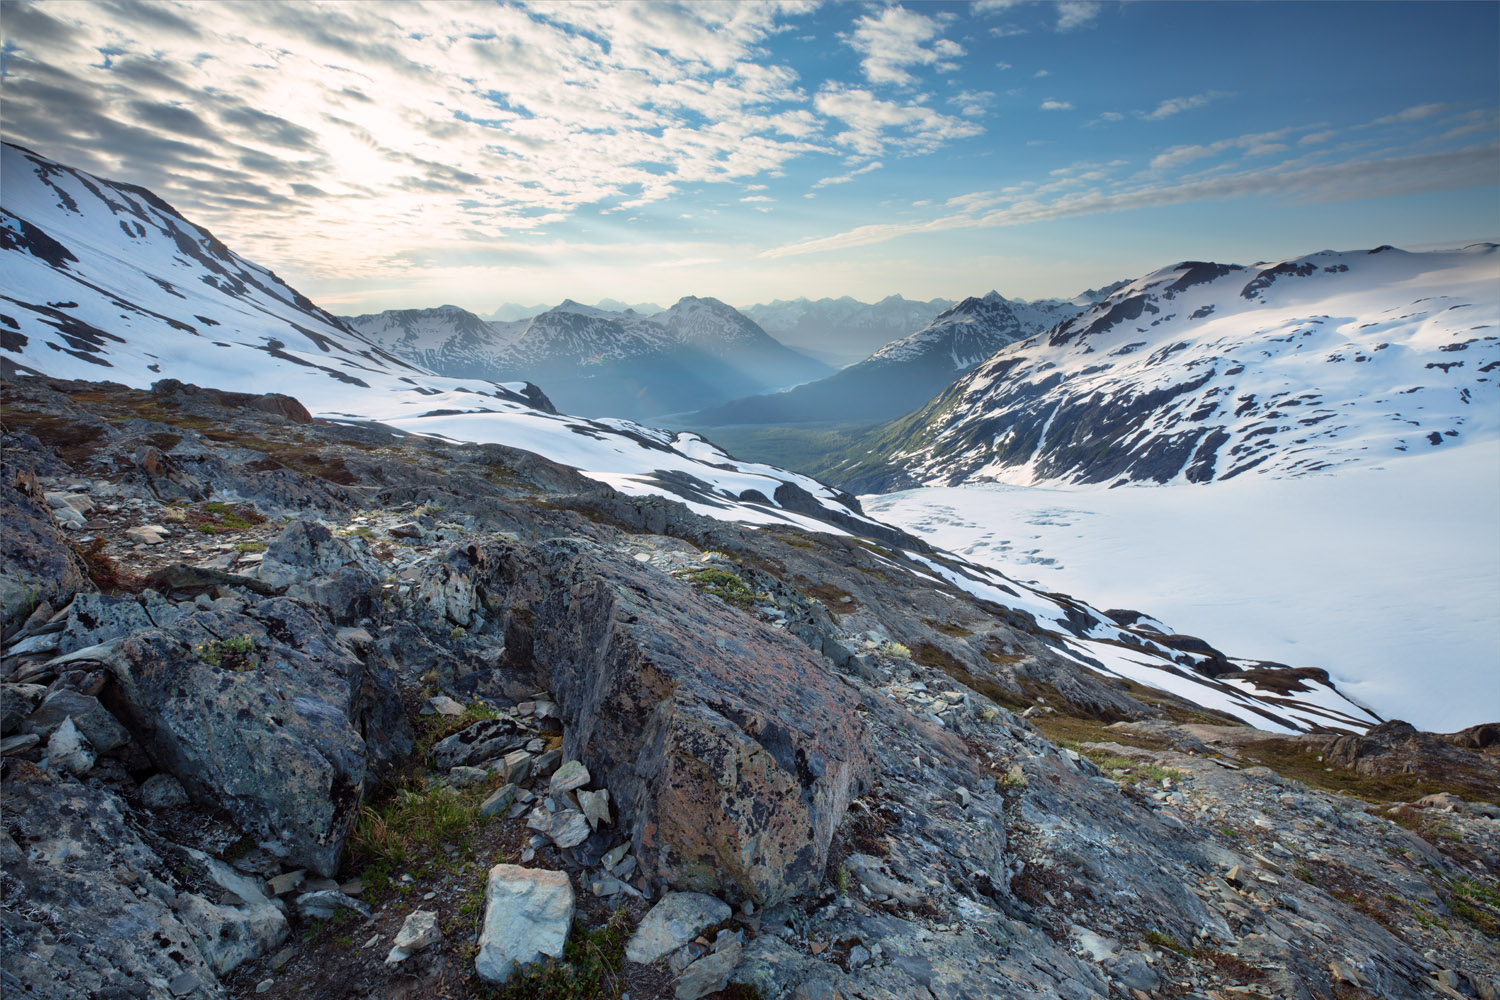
xmin=0 ymin=142 xmax=1389 ymax=738
xmin=823 ymin=247 xmax=1500 ymax=492
xmin=0 ymin=142 xmax=864 ymax=535
xmin=690 ymin=290 xmax=1088 ymax=426
xmin=346 ymin=295 xmax=830 ymax=420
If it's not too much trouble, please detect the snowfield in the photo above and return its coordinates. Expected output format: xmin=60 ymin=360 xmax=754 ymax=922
xmin=864 ymin=443 xmax=1500 ymax=733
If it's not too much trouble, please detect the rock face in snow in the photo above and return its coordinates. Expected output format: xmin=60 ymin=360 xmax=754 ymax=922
xmin=825 ymin=247 xmax=1500 ymax=492
xmin=346 ymin=294 xmax=831 ymax=420
xmin=691 ymin=289 xmax=1099 ymax=427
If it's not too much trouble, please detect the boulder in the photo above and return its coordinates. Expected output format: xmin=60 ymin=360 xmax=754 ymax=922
xmin=22 ymin=687 xmax=131 ymax=752
xmin=512 ymin=543 xmax=871 ymax=905
xmin=140 ymin=772 xmax=191 ymax=808
xmin=1 ymin=767 xmax=231 ymax=998
xmin=625 ymin=892 xmax=732 ymax=965
xmin=0 ymin=476 xmax=92 ymax=638
xmin=475 ymin=864 xmax=574 ymax=985
xmin=59 ymin=593 xmax=154 ymax=655
xmin=96 ymin=599 xmax=407 ymax=876
xmin=256 ymin=519 xmax=371 ymax=589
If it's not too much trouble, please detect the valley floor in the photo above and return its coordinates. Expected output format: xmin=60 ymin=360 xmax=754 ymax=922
xmin=863 ymin=444 xmax=1500 ymax=734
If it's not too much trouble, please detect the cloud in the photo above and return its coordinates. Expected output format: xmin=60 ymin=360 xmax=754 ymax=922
xmin=0 ymin=0 xmax=851 ymax=280
xmin=971 ymin=0 xmax=1025 ymax=11
xmin=762 ymin=143 xmax=1499 ymax=258
xmin=1055 ymin=1 xmax=1102 ymax=31
xmin=949 ymin=89 xmax=995 ymax=117
xmin=845 ymin=5 xmax=965 ymax=86
xmin=1086 ymin=111 xmax=1125 ymax=127
xmin=812 ymin=160 xmax=884 ymax=188
xmin=1298 ymin=130 xmax=1336 ymax=146
xmin=1040 ymin=99 xmax=1074 ymax=111
xmin=1033 ymin=69 xmax=1050 ymax=78
xmin=815 ymin=83 xmax=983 ymax=157
xmin=994 ymin=61 xmax=1013 ymax=70
xmin=1139 ymin=91 xmax=1233 ymax=121
xmin=1374 ymin=103 xmax=1451 ymax=125
xmin=988 ymin=25 xmax=1028 ymax=37
xmin=1150 ymin=128 xmax=1298 ymax=170
xmin=740 ymin=195 xmax=775 ymax=202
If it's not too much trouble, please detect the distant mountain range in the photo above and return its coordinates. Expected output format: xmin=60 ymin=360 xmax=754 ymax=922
xmin=485 ymin=298 xmax=665 ymax=322
xmin=815 ymin=246 xmax=1500 ymax=492
xmin=739 ymin=294 xmax=958 ymax=368
xmin=688 ymin=288 xmax=1110 ymax=427
xmin=345 ymin=296 xmax=831 ymax=420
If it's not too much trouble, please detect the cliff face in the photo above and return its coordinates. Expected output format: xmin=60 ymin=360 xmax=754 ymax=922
xmin=2 ymin=375 xmax=1497 ymax=1000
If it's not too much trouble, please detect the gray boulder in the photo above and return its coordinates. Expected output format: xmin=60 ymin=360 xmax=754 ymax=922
xmin=475 ymin=864 xmax=575 ymax=985
xmin=432 ymin=716 xmax=530 ymax=770
xmin=97 ymin=599 xmax=406 ymax=876
xmin=58 ymin=593 xmax=153 ymax=655
xmin=0 ymin=475 xmax=92 ymax=639
xmin=23 ymin=688 xmax=131 ymax=752
xmin=625 ymin=892 xmax=732 ymax=965
xmin=1 ymin=769 xmax=230 ymax=999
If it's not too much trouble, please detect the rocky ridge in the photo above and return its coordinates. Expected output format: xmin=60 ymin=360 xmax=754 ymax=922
xmin=2 ymin=375 xmax=1497 ymax=1000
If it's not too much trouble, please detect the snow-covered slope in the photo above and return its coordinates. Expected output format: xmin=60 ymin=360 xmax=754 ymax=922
xmin=691 ymin=290 xmax=1090 ymax=426
xmin=0 ymin=143 xmax=1386 ymax=734
xmin=346 ymin=295 xmax=830 ymax=420
xmin=831 ymin=247 xmax=1500 ymax=491
xmin=0 ymin=142 xmax=862 ymax=535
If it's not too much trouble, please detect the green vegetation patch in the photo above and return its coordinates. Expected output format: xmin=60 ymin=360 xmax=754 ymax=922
xmin=679 ymin=567 xmax=763 ymax=610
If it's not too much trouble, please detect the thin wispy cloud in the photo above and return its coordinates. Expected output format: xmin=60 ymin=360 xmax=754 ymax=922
xmin=1375 ymin=103 xmax=1452 ymax=125
xmin=1040 ymin=99 xmax=1074 ymax=111
xmin=762 ymin=143 xmax=1498 ymax=258
xmin=813 ymin=160 xmax=885 ymax=188
xmin=1140 ymin=91 xmax=1234 ymax=120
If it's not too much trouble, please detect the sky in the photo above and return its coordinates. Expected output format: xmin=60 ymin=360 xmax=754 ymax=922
xmin=2 ymin=0 xmax=1496 ymax=314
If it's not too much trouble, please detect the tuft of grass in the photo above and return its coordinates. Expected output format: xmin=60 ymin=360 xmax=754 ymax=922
xmin=482 ymin=908 xmax=632 ymax=1000
xmin=879 ymin=640 xmax=912 ymax=660
xmin=233 ymin=540 xmax=267 ymax=553
xmin=679 ymin=567 xmax=763 ymax=610
xmin=197 ymin=634 xmax=257 ymax=670
xmin=1144 ymin=930 xmax=1189 ymax=956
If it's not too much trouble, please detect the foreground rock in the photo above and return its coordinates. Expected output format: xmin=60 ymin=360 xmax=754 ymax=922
xmin=474 ymin=864 xmax=575 ymax=985
xmin=625 ymin=892 xmax=733 ymax=965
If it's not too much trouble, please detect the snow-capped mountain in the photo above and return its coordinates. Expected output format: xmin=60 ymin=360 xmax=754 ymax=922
xmin=346 ymin=295 xmax=830 ymax=420
xmin=0 ymin=142 xmax=860 ymax=533
xmin=825 ymin=247 xmax=1500 ymax=492
xmin=691 ymin=289 xmax=1091 ymax=426
xmin=0 ymin=142 xmax=1391 ymax=734
xmin=741 ymin=294 xmax=958 ymax=368
xmin=339 ymin=304 xmax=520 ymax=379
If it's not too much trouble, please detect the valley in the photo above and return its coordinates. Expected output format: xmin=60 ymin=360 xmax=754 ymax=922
xmin=3 ymin=139 xmax=1498 ymax=1000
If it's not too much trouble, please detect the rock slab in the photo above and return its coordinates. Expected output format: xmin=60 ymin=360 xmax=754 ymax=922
xmin=475 ymin=864 xmax=575 ymax=985
xmin=625 ymin=892 xmax=732 ymax=965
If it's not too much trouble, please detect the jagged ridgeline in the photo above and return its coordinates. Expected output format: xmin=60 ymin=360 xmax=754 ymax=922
xmin=3 ymin=143 xmax=1498 ymax=1000
xmin=812 ymin=248 xmax=1500 ymax=493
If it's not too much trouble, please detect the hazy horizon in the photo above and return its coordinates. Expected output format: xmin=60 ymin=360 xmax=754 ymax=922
xmin=2 ymin=0 xmax=1495 ymax=314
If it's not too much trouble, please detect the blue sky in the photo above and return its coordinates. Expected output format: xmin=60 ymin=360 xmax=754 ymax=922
xmin=2 ymin=1 xmax=1495 ymax=311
